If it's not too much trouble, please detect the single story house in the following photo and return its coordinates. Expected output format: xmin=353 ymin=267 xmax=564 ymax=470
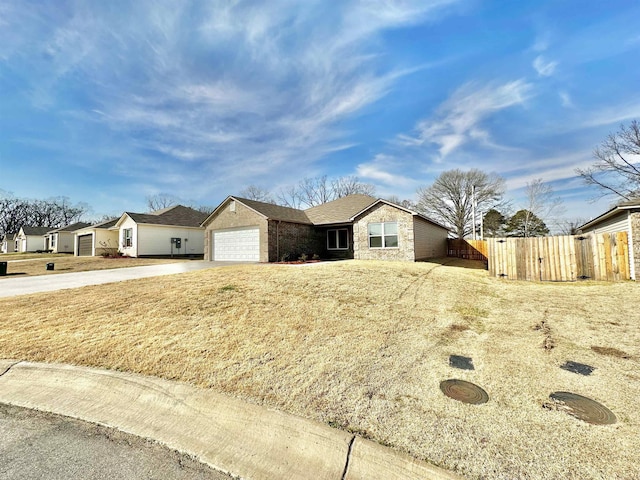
xmin=201 ymin=194 xmax=449 ymax=262
xmin=1 ymin=232 xmax=17 ymax=254
xmin=114 ymin=205 xmax=208 ymax=257
xmin=15 ymin=226 xmax=51 ymax=253
xmin=74 ymin=219 xmax=119 ymax=257
xmin=45 ymin=222 xmax=91 ymax=254
xmin=579 ymin=199 xmax=640 ymax=280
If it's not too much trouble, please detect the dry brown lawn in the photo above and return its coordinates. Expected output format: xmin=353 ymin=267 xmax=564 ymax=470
xmin=0 ymin=255 xmax=186 ymax=277
xmin=0 ymin=259 xmax=638 ymax=480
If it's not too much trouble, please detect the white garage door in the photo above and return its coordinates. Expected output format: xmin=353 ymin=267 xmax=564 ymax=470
xmin=213 ymin=228 xmax=260 ymax=261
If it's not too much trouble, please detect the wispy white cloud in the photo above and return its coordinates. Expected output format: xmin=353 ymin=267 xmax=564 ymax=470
xmin=559 ymin=91 xmax=573 ymax=108
xmin=0 ymin=0 xmax=464 ymax=201
xmin=356 ymin=154 xmax=415 ymax=186
xmin=397 ymin=80 xmax=533 ymax=157
xmin=533 ymin=55 xmax=558 ymax=76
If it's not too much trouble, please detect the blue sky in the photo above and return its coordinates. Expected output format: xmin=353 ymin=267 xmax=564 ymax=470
xmin=1 ymin=1 xmax=639 ymax=228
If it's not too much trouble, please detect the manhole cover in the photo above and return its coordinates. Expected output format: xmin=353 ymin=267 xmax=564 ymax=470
xmin=449 ymin=355 xmax=474 ymax=370
xmin=440 ymin=379 xmax=488 ymax=404
xmin=560 ymin=361 xmax=595 ymax=376
xmin=548 ymin=392 xmax=616 ymax=425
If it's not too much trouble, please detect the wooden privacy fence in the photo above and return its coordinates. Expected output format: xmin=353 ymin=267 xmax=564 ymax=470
xmin=487 ymin=232 xmax=630 ymax=282
xmin=447 ymin=239 xmax=488 ymax=261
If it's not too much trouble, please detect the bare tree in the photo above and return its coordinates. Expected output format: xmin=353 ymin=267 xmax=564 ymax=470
xmin=0 ymin=192 xmax=89 ymax=234
xmin=384 ymin=195 xmax=417 ymax=210
xmin=275 ymin=175 xmax=376 ymax=209
xmin=557 ymin=218 xmax=587 ymax=235
xmin=416 ymin=169 xmax=507 ymax=239
xmin=576 ymin=120 xmax=640 ymax=200
xmin=331 ymin=176 xmax=376 ymax=198
xmin=520 ymin=178 xmax=565 ymax=236
xmin=146 ymin=193 xmax=181 ymax=212
xmin=297 ymin=176 xmax=333 ymax=207
xmin=276 ymin=185 xmax=304 ymax=209
xmin=239 ymin=185 xmax=274 ymax=203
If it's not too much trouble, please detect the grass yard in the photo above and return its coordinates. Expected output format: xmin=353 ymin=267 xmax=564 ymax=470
xmin=0 ymin=255 xmax=186 ymax=277
xmin=0 ymin=259 xmax=638 ymax=479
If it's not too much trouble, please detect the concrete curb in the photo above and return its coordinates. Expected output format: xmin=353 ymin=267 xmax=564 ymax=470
xmin=0 ymin=360 xmax=463 ymax=480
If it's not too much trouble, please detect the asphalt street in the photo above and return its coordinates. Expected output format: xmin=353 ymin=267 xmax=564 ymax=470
xmin=0 ymin=403 xmax=233 ymax=480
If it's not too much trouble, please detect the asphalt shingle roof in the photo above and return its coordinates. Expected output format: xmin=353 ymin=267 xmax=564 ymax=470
xmin=304 ymin=194 xmax=378 ymax=225
xmin=21 ymin=226 xmax=51 ymax=236
xmin=47 ymin=222 xmax=92 ymax=234
xmin=232 ymin=197 xmax=313 ymax=224
xmin=125 ymin=205 xmax=208 ymax=227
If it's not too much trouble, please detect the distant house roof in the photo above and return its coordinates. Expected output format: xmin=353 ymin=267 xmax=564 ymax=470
xmin=305 ymin=194 xmax=378 ymax=225
xmin=119 ymin=205 xmax=208 ymax=228
xmin=579 ymin=198 xmax=640 ymax=230
xmin=46 ymin=222 xmax=92 ymax=234
xmin=1 ymin=232 xmax=16 ymax=241
xmin=91 ymin=219 xmax=119 ymax=229
xmin=20 ymin=226 xmax=51 ymax=236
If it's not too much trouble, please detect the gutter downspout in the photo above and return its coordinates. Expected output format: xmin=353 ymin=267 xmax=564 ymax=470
xmin=276 ymin=220 xmax=281 ymax=262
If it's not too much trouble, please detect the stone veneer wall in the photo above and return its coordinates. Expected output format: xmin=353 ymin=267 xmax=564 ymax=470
xmin=631 ymin=211 xmax=640 ymax=280
xmin=267 ymin=220 xmax=321 ymax=262
xmin=352 ymin=203 xmax=415 ymax=261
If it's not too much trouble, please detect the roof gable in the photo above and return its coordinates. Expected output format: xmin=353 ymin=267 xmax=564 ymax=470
xmin=579 ymin=198 xmax=640 ymax=230
xmin=202 ymin=197 xmax=312 ymax=226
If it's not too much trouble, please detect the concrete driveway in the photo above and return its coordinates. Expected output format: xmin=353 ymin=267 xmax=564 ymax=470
xmin=0 ymin=261 xmax=251 ymax=298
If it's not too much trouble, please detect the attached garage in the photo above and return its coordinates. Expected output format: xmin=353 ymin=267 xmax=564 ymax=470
xmin=212 ymin=228 xmax=260 ymax=261
xmin=77 ymin=234 xmax=93 ymax=256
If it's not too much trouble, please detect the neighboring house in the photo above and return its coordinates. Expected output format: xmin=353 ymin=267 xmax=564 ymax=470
xmin=15 ymin=226 xmax=50 ymax=253
xmin=1 ymin=232 xmax=17 ymax=254
xmin=579 ymin=199 xmax=640 ymax=280
xmin=45 ymin=222 xmax=91 ymax=254
xmin=74 ymin=219 xmax=119 ymax=257
xmin=201 ymin=194 xmax=449 ymax=262
xmin=114 ymin=205 xmax=208 ymax=257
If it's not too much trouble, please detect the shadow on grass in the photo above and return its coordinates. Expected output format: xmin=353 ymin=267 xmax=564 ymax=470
xmin=424 ymin=257 xmax=488 ymax=270
xmin=0 ymin=272 xmax=27 ymax=278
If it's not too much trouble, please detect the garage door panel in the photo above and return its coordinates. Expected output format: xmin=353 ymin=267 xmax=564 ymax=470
xmin=78 ymin=234 xmax=93 ymax=256
xmin=213 ymin=228 xmax=259 ymax=261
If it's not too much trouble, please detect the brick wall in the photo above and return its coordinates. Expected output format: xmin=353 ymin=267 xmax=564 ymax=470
xmin=268 ymin=221 xmax=322 ymax=262
xmin=353 ymin=203 xmax=415 ymax=261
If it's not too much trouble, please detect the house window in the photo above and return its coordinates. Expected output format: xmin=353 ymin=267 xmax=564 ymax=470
xmin=368 ymin=222 xmax=398 ymax=248
xmin=50 ymin=235 xmax=56 ymax=248
xmin=122 ymin=228 xmax=133 ymax=248
xmin=327 ymin=229 xmax=349 ymax=250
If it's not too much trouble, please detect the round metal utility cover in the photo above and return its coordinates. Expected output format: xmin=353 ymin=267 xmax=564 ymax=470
xmin=549 ymin=391 xmax=616 ymax=425
xmin=440 ymin=379 xmax=489 ymax=404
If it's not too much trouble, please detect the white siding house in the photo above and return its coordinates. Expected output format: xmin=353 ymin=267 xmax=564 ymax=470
xmin=74 ymin=219 xmax=120 ymax=256
xmin=45 ymin=222 xmax=91 ymax=254
xmin=114 ymin=205 xmax=207 ymax=258
xmin=15 ymin=226 xmax=50 ymax=253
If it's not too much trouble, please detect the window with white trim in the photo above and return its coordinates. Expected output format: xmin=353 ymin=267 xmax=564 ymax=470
xmin=368 ymin=222 xmax=398 ymax=248
xmin=122 ymin=228 xmax=133 ymax=248
xmin=50 ymin=235 xmax=56 ymax=248
xmin=327 ymin=229 xmax=349 ymax=250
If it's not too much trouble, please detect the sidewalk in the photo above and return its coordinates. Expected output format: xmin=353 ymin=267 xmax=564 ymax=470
xmin=0 ymin=360 xmax=463 ymax=480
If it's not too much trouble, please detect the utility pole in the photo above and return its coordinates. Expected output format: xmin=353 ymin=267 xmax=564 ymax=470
xmin=471 ymin=185 xmax=476 ymax=240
